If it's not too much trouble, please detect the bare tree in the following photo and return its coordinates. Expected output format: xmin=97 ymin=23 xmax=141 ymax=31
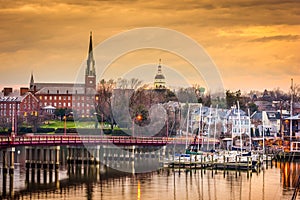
xmin=116 ymin=78 xmax=143 ymax=90
xmin=294 ymin=83 xmax=300 ymax=102
xmin=96 ymin=79 xmax=116 ymax=130
xmin=129 ymin=78 xmax=143 ymax=90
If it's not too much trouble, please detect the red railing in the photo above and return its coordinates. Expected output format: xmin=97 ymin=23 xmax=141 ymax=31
xmin=0 ymin=135 xmax=208 ymax=147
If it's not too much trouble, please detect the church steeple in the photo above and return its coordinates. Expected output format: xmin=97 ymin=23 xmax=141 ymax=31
xmin=86 ymin=31 xmax=96 ymax=77
xmin=29 ymin=72 xmax=34 ymax=91
xmin=85 ymin=32 xmax=96 ymax=92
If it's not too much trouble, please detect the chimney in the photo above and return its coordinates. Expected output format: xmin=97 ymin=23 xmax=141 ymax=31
xmin=20 ymin=87 xmax=29 ymax=96
xmin=3 ymin=88 xmax=12 ymax=96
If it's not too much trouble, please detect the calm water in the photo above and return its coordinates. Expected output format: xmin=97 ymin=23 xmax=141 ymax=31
xmin=1 ymin=161 xmax=300 ymax=200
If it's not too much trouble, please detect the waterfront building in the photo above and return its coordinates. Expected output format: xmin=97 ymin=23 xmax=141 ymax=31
xmin=0 ymin=88 xmax=39 ymax=128
xmin=283 ymin=114 xmax=300 ymax=137
xmin=251 ymin=110 xmax=281 ymax=137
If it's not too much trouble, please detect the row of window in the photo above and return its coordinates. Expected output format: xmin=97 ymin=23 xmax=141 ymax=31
xmin=23 ymin=104 xmax=37 ymax=110
xmin=0 ymin=104 xmax=20 ymax=110
xmin=38 ymin=95 xmax=99 ymax=101
xmin=41 ymin=102 xmax=95 ymax=108
xmin=232 ymin=128 xmax=250 ymax=134
xmin=0 ymin=109 xmax=15 ymax=116
xmin=231 ymin=119 xmax=250 ymax=125
xmin=41 ymin=102 xmax=71 ymax=107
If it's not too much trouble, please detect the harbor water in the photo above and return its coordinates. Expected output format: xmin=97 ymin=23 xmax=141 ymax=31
xmin=0 ymin=160 xmax=299 ymax=200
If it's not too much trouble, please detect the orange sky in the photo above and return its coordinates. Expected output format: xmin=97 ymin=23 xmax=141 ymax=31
xmin=0 ymin=0 xmax=299 ymax=93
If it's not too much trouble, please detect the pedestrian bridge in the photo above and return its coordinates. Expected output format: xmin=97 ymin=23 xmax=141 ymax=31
xmin=0 ymin=135 xmax=206 ymax=147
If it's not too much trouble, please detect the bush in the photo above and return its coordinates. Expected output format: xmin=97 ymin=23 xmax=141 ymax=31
xmin=55 ymin=128 xmax=77 ymax=134
xmin=17 ymin=127 xmax=33 ymax=133
xmin=0 ymin=130 xmax=9 ymax=135
xmin=66 ymin=116 xmax=74 ymax=122
xmin=37 ymin=128 xmax=55 ymax=133
xmin=111 ymin=129 xmax=130 ymax=136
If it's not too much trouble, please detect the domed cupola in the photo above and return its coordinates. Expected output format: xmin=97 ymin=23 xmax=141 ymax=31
xmin=154 ymin=59 xmax=166 ymax=89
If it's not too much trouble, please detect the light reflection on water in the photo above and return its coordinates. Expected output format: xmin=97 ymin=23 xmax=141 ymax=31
xmin=0 ymin=161 xmax=299 ymax=200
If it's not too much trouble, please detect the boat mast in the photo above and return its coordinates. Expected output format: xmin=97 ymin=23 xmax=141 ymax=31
xmin=186 ymin=104 xmax=190 ymax=149
xmin=237 ymin=101 xmax=243 ymax=153
xmin=198 ymin=104 xmax=202 ymax=151
xmin=213 ymin=105 xmax=218 ymax=150
xmin=290 ymin=78 xmax=293 ymax=150
xmin=262 ymin=119 xmax=265 ymax=154
xmin=207 ymin=105 xmax=212 ymax=151
xmin=248 ymin=108 xmax=252 ymax=151
xmin=231 ymin=110 xmax=234 ymax=151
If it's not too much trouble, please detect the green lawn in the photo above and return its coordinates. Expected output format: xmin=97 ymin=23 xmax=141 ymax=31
xmin=41 ymin=120 xmax=95 ymax=129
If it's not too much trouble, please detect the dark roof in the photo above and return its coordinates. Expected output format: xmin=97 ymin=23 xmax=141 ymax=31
xmin=32 ymin=83 xmax=85 ymax=91
xmin=155 ymin=74 xmax=165 ymax=79
xmin=0 ymin=92 xmax=38 ymax=102
xmin=266 ymin=111 xmax=280 ymax=120
xmin=35 ymin=86 xmax=85 ymax=95
xmin=251 ymin=111 xmax=262 ymax=120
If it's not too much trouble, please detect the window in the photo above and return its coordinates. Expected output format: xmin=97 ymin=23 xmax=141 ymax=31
xmin=54 ymin=96 xmax=57 ymax=100
xmin=63 ymin=102 xmax=66 ymax=107
xmin=68 ymin=96 xmax=71 ymax=100
xmin=50 ymin=96 xmax=52 ymax=100
xmin=45 ymin=96 xmax=47 ymax=100
xmin=54 ymin=103 xmax=57 ymax=106
xmin=269 ymin=113 xmax=276 ymax=118
xmin=59 ymin=96 xmax=61 ymax=100
xmin=68 ymin=102 xmax=71 ymax=107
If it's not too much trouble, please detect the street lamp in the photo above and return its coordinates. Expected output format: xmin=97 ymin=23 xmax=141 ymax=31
xmin=63 ymin=115 xmax=67 ymax=136
xmin=132 ymin=114 xmax=143 ymax=137
xmin=136 ymin=115 xmax=142 ymax=122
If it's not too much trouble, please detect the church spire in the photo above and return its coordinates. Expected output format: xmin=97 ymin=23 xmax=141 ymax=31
xmin=86 ymin=31 xmax=96 ymax=77
xmin=30 ymin=72 xmax=34 ymax=90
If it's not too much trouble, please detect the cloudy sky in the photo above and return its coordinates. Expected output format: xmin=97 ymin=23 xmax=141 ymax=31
xmin=0 ymin=0 xmax=299 ymax=93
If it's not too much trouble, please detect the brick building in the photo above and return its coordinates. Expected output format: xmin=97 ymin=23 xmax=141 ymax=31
xmin=29 ymin=32 xmax=98 ymax=118
xmin=0 ymin=88 xmax=39 ymax=130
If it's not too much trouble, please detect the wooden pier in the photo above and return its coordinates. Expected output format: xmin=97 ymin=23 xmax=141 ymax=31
xmin=166 ymin=154 xmax=258 ymax=171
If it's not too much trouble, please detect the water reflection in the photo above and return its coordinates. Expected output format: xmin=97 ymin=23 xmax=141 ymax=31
xmin=279 ymin=161 xmax=300 ymax=198
xmin=0 ymin=161 xmax=299 ymax=199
